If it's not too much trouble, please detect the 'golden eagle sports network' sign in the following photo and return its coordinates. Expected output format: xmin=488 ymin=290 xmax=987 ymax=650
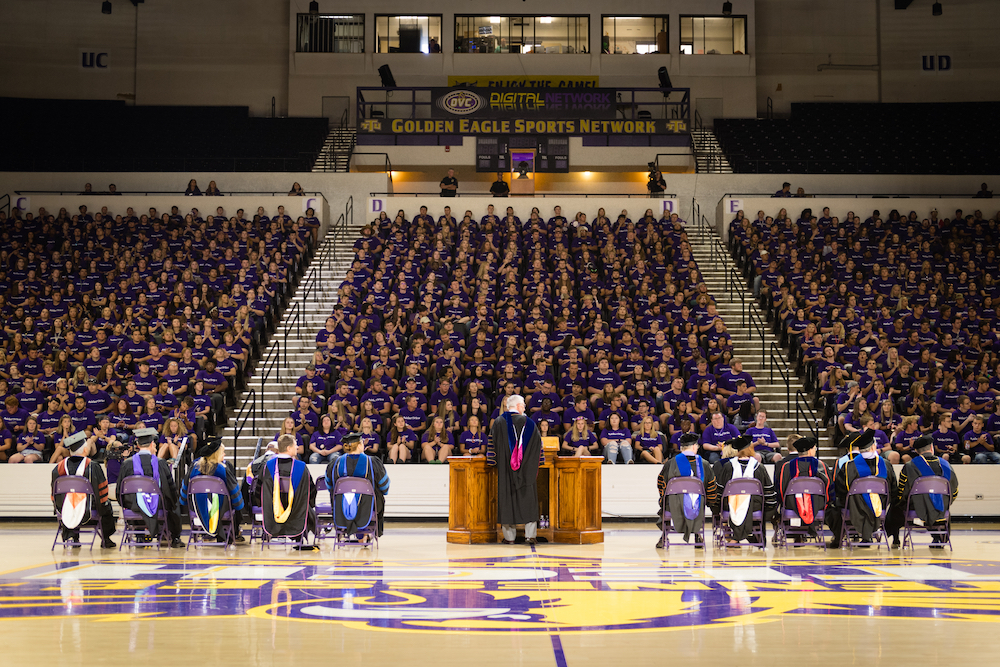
xmin=357 ymin=87 xmax=688 ymax=136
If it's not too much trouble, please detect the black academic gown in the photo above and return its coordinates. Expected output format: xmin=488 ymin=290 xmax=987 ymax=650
xmin=117 ymin=452 xmax=182 ymax=539
xmin=261 ymin=456 xmax=316 ymax=539
xmin=715 ymin=457 xmax=778 ymax=541
xmin=489 ymin=412 xmax=543 ymax=526
xmin=52 ymin=455 xmax=116 ymax=537
xmin=775 ymin=456 xmax=835 ymax=533
xmin=657 ymin=453 xmax=720 ymax=540
xmin=835 ymin=455 xmax=898 ymax=542
xmin=327 ymin=453 xmax=390 ymax=536
xmin=895 ymin=455 xmax=959 ymax=527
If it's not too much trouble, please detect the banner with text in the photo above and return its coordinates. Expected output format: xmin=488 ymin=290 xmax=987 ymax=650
xmin=447 ymin=76 xmax=599 ymax=88
xmin=432 ymin=87 xmax=618 ymax=120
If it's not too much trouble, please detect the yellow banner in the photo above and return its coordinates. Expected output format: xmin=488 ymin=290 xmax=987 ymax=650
xmin=447 ymin=76 xmax=599 ymax=88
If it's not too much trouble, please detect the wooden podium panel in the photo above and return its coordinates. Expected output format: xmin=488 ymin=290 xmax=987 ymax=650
xmin=552 ymin=457 xmax=604 ymax=544
xmin=446 ymin=444 xmax=603 ymax=545
xmin=446 ymin=456 xmax=498 ymax=544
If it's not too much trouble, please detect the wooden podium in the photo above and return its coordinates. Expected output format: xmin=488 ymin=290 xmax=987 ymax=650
xmin=446 ymin=440 xmax=603 ymax=544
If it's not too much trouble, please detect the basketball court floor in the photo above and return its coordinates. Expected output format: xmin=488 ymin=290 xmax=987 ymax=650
xmin=1 ymin=522 xmax=998 ymax=666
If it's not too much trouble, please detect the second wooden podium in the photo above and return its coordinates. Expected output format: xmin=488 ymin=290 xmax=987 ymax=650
xmin=446 ymin=441 xmax=603 ymax=544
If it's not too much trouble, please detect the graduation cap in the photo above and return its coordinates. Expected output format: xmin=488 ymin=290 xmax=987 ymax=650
xmin=793 ymin=436 xmax=818 ymax=453
xmin=915 ymin=434 xmax=935 ymax=451
xmin=64 ymin=431 xmax=89 ymax=454
xmin=195 ymin=440 xmax=223 ymax=460
xmin=342 ymin=431 xmax=362 ymax=445
xmin=679 ymin=433 xmax=700 ymax=447
xmin=133 ymin=427 xmax=158 ymax=447
xmin=725 ymin=434 xmax=752 ymax=450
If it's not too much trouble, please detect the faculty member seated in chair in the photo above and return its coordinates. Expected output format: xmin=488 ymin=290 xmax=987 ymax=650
xmin=714 ymin=434 xmax=778 ymax=544
xmin=51 ymin=431 xmax=116 ymax=548
xmin=327 ymin=432 xmax=390 ymax=539
xmin=180 ymin=440 xmax=245 ymax=543
xmin=893 ymin=435 xmax=959 ymax=548
xmin=261 ymin=434 xmax=317 ymax=549
xmin=774 ymin=435 xmax=835 ymax=544
xmin=656 ymin=432 xmax=720 ymax=548
xmin=833 ymin=429 xmax=899 ymax=546
xmin=116 ymin=428 xmax=184 ymax=548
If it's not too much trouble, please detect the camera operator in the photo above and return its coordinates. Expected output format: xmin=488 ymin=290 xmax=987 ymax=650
xmin=647 ymin=163 xmax=666 ymax=198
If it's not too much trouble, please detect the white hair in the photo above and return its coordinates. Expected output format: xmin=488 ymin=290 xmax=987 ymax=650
xmin=506 ymin=394 xmax=525 ymax=411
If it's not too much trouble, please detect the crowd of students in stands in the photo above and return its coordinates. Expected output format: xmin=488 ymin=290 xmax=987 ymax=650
xmin=0 ymin=200 xmax=319 ymax=465
xmin=731 ymin=204 xmax=1000 ymax=465
xmin=291 ymin=202 xmax=766 ymax=466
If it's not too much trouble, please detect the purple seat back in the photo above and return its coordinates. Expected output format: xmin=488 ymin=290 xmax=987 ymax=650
xmin=909 ymin=475 xmax=950 ymax=498
xmin=723 ymin=478 xmax=763 ymax=498
xmin=333 ymin=476 xmax=375 ymax=496
xmin=847 ymin=476 xmax=889 ymax=497
xmin=316 ymin=476 xmax=329 ymax=492
xmin=784 ymin=476 xmax=826 ymax=498
xmin=53 ymin=475 xmax=95 ymax=497
xmin=119 ymin=475 xmax=160 ymax=496
xmin=664 ymin=477 xmax=705 ymax=496
xmin=189 ymin=475 xmax=228 ymax=496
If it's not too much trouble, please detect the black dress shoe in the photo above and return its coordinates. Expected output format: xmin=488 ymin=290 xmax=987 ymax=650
xmin=170 ymin=538 xmax=185 ymax=548
xmin=501 ymin=539 xmax=514 ymax=545
xmin=101 ymin=538 xmax=117 ymax=549
xmin=655 ymin=536 xmax=665 ymax=548
xmin=525 ymin=538 xmax=537 ymax=545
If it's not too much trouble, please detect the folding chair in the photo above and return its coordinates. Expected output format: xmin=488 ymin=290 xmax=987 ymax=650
xmin=261 ymin=475 xmax=311 ymax=549
xmin=117 ymin=475 xmax=167 ymax=550
xmin=185 ymin=475 xmax=236 ymax=549
xmin=51 ymin=475 xmax=105 ymax=551
xmin=839 ymin=476 xmax=890 ymax=549
xmin=901 ymin=476 xmax=953 ymax=551
xmin=314 ymin=476 xmax=336 ymax=543
xmin=660 ymin=477 xmax=707 ymax=549
xmin=332 ymin=476 xmax=379 ymax=549
xmin=717 ymin=478 xmax=766 ymax=549
xmin=774 ymin=476 xmax=827 ymax=549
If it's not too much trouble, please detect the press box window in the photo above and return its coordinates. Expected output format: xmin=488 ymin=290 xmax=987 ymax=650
xmin=679 ymin=16 xmax=747 ymax=55
xmin=455 ymin=16 xmax=589 ymax=54
xmin=296 ymin=14 xmax=365 ymax=53
xmin=376 ymin=16 xmax=443 ymax=54
xmin=601 ymin=16 xmax=669 ymax=54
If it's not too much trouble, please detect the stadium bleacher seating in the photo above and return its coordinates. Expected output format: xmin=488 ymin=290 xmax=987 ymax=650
xmin=0 ymin=199 xmax=318 ymax=466
xmin=297 ymin=204 xmax=763 ymax=465
xmin=0 ymin=98 xmax=329 ymax=172
xmin=715 ymin=102 xmax=1000 ymax=174
xmin=729 ymin=202 xmax=1000 ymax=466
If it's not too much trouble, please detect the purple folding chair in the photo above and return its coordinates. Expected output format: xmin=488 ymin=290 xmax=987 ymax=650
xmin=261 ymin=475 xmax=310 ymax=549
xmin=775 ymin=476 xmax=828 ymax=549
xmin=51 ymin=475 xmax=104 ymax=552
xmin=717 ymin=478 xmax=766 ymax=549
xmin=185 ymin=475 xmax=235 ymax=549
xmin=839 ymin=476 xmax=890 ymax=549
xmin=118 ymin=475 xmax=167 ymax=551
xmin=902 ymin=476 xmax=953 ymax=551
xmin=661 ymin=477 xmax=707 ymax=550
xmin=314 ymin=476 xmax=336 ymax=544
xmin=332 ymin=476 xmax=378 ymax=549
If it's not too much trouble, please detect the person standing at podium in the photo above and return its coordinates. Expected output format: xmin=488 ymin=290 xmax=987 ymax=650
xmin=488 ymin=395 xmax=544 ymax=545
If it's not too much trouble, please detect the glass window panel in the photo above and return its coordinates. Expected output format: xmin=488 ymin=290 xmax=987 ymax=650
xmin=602 ymin=16 xmax=667 ymax=55
xmin=295 ymin=14 xmax=364 ymax=53
xmin=455 ymin=16 xmax=587 ymax=54
xmin=679 ymin=16 xmax=746 ymax=55
xmin=376 ymin=16 xmax=442 ymax=53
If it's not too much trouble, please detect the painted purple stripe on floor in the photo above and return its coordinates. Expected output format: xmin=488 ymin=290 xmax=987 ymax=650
xmin=550 ymin=634 xmax=568 ymax=667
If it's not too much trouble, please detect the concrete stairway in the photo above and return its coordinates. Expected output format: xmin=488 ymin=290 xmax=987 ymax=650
xmin=692 ymin=128 xmax=733 ymax=174
xmin=222 ymin=227 xmax=359 ymax=469
xmin=311 ymin=126 xmax=356 ymax=172
xmin=685 ymin=224 xmax=835 ymax=463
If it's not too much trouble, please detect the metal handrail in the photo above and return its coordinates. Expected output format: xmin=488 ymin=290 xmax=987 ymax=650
xmin=283 ymin=302 xmax=301 ymax=368
xmin=258 ymin=342 xmax=280 ymax=419
xmin=769 ymin=342 xmax=791 ymax=417
xmin=747 ymin=306 xmax=766 ymax=369
xmin=728 ymin=267 xmax=746 ymax=328
xmin=0 ymin=194 xmax=9 ymax=217
xmin=794 ymin=390 xmax=820 ymax=441
xmin=717 ymin=192 xmax=985 ymax=201
xmin=345 ymin=194 xmax=354 ymax=239
xmin=232 ymin=389 xmax=256 ymax=466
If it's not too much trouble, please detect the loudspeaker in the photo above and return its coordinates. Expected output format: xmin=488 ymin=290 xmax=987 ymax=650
xmin=378 ymin=64 xmax=397 ymax=88
xmin=658 ymin=66 xmax=672 ymax=90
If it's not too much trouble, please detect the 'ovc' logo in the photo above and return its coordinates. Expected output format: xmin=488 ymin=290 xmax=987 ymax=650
xmin=437 ymin=90 xmax=486 ymax=116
